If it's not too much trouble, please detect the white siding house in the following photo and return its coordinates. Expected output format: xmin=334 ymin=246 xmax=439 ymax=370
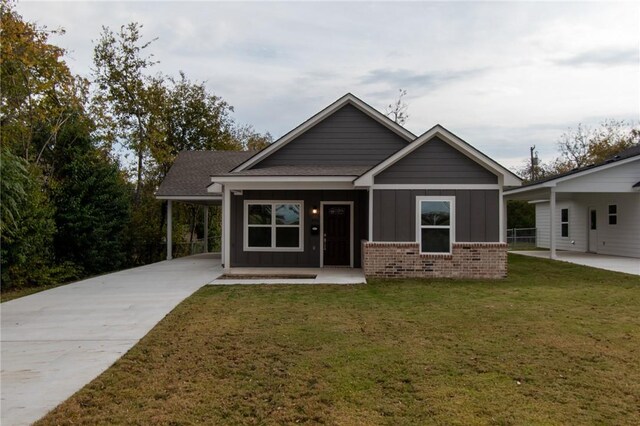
xmin=505 ymin=147 xmax=640 ymax=259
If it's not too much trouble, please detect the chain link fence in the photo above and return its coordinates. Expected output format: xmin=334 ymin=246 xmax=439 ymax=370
xmin=507 ymin=228 xmax=537 ymax=250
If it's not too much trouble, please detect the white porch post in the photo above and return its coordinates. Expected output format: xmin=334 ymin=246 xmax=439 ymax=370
xmin=203 ymin=205 xmax=209 ymax=253
xmin=549 ymin=187 xmax=557 ymax=259
xmin=223 ymin=185 xmax=231 ymax=268
xmin=166 ymin=200 xmax=173 ymax=260
xmin=368 ymin=188 xmax=374 ymax=241
xmin=499 ymin=180 xmax=505 ymax=242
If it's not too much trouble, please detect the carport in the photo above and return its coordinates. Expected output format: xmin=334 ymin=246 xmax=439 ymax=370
xmin=155 ymin=151 xmax=255 ymax=262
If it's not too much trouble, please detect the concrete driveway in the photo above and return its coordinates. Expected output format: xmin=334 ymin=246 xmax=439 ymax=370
xmin=511 ymin=250 xmax=640 ymax=275
xmin=1 ymin=253 xmax=221 ymax=426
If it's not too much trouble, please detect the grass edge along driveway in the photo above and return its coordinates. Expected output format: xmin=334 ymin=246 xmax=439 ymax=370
xmin=37 ymin=255 xmax=640 ymax=425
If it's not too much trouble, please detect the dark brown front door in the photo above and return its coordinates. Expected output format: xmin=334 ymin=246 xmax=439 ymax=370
xmin=323 ymin=204 xmax=351 ymax=266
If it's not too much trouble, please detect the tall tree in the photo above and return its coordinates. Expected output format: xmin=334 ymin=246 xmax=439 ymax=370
xmin=233 ymin=124 xmax=272 ymax=151
xmin=92 ymin=22 xmax=160 ymax=202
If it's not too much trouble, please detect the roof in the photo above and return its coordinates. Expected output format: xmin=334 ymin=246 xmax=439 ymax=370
xmin=215 ymin=165 xmax=371 ymax=177
xmin=505 ymin=144 xmax=640 ymax=193
xmin=156 ymin=151 xmax=255 ymax=197
xmin=230 ymin=93 xmax=416 ymax=172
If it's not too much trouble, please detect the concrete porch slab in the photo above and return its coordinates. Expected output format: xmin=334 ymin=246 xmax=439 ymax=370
xmin=511 ymin=250 xmax=639 ymax=275
xmin=211 ymin=267 xmax=366 ymax=284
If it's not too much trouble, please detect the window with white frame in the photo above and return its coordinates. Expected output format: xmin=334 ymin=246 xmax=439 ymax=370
xmin=416 ymin=196 xmax=455 ymax=254
xmin=608 ymin=204 xmax=617 ymax=225
xmin=561 ymin=208 xmax=569 ymax=237
xmin=245 ymin=201 xmax=303 ymax=251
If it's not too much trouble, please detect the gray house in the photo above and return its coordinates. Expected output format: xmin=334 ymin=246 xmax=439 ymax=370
xmin=157 ymin=94 xmax=522 ymax=279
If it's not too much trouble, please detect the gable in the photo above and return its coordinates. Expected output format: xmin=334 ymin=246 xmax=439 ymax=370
xmin=252 ymin=104 xmax=408 ymax=168
xmin=374 ymin=136 xmax=498 ymax=184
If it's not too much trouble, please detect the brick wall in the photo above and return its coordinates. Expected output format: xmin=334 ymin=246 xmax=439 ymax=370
xmin=362 ymin=241 xmax=508 ymax=279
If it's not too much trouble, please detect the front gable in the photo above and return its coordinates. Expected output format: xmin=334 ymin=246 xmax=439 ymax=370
xmin=232 ymin=94 xmax=415 ymax=172
xmin=253 ymin=104 xmax=408 ymax=168
xmin=374 ymin=136 xmax=498 ymax=184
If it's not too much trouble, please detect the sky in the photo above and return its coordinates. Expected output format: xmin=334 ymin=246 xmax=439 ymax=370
xmin=17 ymin=1 xmax=640 ymax=170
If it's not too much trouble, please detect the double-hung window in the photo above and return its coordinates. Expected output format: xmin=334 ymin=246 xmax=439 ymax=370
xmin=245 ymin=201 xmax=303 ymax=251
xmin=416 ymin=196 xmax=455 ymax=254
xmin=561 ymin=208 xmax=569 ymax=237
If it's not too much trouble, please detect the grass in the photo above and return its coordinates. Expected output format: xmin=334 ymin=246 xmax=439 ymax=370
xmin=38 ymin=255 xmax=640 ymax=425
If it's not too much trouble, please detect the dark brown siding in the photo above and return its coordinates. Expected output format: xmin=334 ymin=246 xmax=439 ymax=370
xmin=374 ymin=136 xmax=498 ymax=184
xmin=230 ymin=190 xmax=368 ymax=267
xmin=252 ymin=104 xmax=407 ymax=168
xmin=373 ymin=189 xmax=500 ymax=242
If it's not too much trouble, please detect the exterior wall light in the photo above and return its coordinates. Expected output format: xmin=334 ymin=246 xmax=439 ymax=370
xmin=312 ymin=206 xmax=318 ymax=215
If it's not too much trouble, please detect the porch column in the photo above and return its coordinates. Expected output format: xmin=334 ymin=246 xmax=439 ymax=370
xmin=203 ymin=205 xmax=209 ymax=253
xmin=368 ymin=188 xmax=374 ymax=241
xmin=166 ymin=200 xmax=173 ymax=260
xmin=549 ymin=187 xmax=557 ymax=259
xmin=222 ymin=185 xmax=231 ymax=268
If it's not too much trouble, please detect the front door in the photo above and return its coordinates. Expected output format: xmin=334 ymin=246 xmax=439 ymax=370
xmin=323 ymin=204 xmax=351 ymax=266
xmin=588 ymin=208 xmax=597 ymax=253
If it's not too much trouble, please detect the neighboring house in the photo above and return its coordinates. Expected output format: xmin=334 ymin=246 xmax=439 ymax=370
xmin=157 ymin=94 xmax=522 ymax=279
xmin=504 ymin=145 xmax=640 ymax=259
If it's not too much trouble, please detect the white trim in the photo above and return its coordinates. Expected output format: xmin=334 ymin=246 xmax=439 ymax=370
xmin=220 ymin=182 xmax=355 ymax=191
xmin=243 ymin=200 xmax=304 ymax=252
xmin=223 ymin=185 xmax=230 ymax=268
xmin=416 ymin=196 xmax=456 ymax=255
xmin=232 ymin=93 xmax=415 ymax=172
xmin=370 ymin=184 xmax=500 ymax=190
xmin=320 ymin=201 xmax=354 ymax=268
xmin=156 ymin=195 xmax=222 ymax=201
xmin=211 ymin=175 xmax=356 ymax=183
xmin=503 ymin=156 xmax=640 ymax=195
xmin=355 ymin=125 xmax=522 ymax=187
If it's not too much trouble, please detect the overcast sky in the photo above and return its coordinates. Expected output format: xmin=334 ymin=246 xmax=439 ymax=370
xmin=18 ymin=1 xmax=640 ymax=169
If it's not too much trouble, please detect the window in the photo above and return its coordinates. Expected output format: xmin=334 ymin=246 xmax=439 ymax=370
xmin=416 ymin=196 xmax=455 ymax=254
xmin=561 ymin=208 xmax=569 ymax=237
xmin=608 ymin=204 xmax=617 ymax=225
xmin=245 ymin=201 xmax=303 ymax=251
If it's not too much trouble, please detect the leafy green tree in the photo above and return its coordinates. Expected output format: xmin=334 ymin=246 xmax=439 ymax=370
xmin=0 ymin=1 xmax=87 ymax=163
xmin=49 ymin=115 xmax=132 ymax=275
xmin=92 ymin=22 xmax=161 ymax=202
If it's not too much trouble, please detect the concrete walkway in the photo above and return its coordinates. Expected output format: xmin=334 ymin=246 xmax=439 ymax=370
xmin=213 ymin=267 xmax=366 ymax=284
xmin=511 ymin=250 xmax=640 ymax=275
xmin=1 ymin=254 xmax=221 ymax=426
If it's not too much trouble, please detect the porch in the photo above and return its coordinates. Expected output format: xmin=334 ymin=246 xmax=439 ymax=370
xmin=211 ymin=267 xmax=366 ymax=284
xmin=511 ymin=250 xmax=639 ymax=275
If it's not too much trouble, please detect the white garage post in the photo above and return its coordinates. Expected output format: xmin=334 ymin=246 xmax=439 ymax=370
xmin=549 ymin=187 xmax=557 ymax=260
xmin=167 ymin=200 xmax=173 ymax=260
xmin=203 ymin=205 xmax=209 ymax=253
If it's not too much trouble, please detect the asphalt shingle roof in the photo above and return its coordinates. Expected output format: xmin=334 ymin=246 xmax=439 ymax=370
xmin=156 ymin=151 xmax=255 ymax=196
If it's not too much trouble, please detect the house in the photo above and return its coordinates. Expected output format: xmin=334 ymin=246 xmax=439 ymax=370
xmin=504 ymin=145 xmax=640 ymax=259
xmin=156 ymin=94 xmax=522 ymax=279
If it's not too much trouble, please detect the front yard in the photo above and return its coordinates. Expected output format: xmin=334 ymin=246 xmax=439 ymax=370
xmin=38 ymin=255 xmax=640 ymax=425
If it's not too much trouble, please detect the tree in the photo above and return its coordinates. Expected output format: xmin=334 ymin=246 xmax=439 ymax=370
xmin=385 ymin=89 xmax=409 ymax=125
xmin=0 ymin=1 xmax=87 ymax=164
xmin=92 ymin=22 xmax=160 ymax=202
xmin=49 ymin=114 xmax=132 ymax=275
xmin=150 ymin=72 xmax=240 ymax=180
xmin=554 ymin=120 xmax=639 ymax=173
xmin=233 ymin=124 xmax=272 ymax=151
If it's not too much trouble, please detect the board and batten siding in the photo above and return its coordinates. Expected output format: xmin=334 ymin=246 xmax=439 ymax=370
xmin=536 ymin=193 xmax=640 ymax=258
xmin=251 ymin=104 xmax=408 ymax=168
xmin=229 ymin=189 xmax=368 ymax=267
xmin=372 ymin=189 xmax=500 ymax=242
xmin=374 ymin=137 xmax=498 ymax=184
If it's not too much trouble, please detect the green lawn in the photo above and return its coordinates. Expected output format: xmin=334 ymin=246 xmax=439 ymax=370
xmin=38 ymin=255 xmax=640 ymax=425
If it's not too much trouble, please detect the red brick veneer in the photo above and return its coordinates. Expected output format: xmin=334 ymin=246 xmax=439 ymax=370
xmin=362 ymin=241 xmax=508 ymax=279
